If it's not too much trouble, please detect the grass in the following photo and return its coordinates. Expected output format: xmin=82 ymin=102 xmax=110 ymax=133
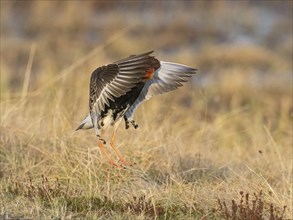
xmin=1 ymin=1 xmax=292 ymax=219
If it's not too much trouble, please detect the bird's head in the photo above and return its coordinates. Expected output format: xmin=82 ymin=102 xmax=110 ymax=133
xmin=76 ymin=114 xmax=94 ymax=131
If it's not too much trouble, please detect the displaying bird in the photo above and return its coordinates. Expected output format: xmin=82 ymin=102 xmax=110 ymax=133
xmin=76 ymin=51 xmax=197 ymax=166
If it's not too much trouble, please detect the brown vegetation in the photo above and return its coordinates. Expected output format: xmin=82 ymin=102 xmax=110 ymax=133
xmin=1 ymin=1 xmax=292 ymax=219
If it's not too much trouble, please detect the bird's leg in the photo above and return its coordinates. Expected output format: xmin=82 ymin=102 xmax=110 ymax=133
xmin=95 ymin=124 xmax=121 ymax=167
xmin=109 ymin=131 xmax=131 ymax=166
xmin=97 ymin=139 xmax=121 ymax=168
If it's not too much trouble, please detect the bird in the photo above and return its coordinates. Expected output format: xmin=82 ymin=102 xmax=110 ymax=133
xmin=76 ymin=51 xmax=197 ymax=167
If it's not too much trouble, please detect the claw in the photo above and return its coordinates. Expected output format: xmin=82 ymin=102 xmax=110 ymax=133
xmin=124 ymin=116 xmax=130 ymax=129
xmin=130 ymin=120 xmax=138 ymax=129
xmin=119 ymin=159 xmax=133 ymax=167
xmin=108 ymin=160 xmax=124 ymax=168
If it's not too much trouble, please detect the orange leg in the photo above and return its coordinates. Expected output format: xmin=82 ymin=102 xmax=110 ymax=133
xmin=98 ymin=140 xmax=122 ymax=168
xmin=110 ymin=132 xmax=131 ymax=166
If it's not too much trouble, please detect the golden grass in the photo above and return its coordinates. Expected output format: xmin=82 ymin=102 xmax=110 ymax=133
xmin=1 ymin=1 xmax=292 ymax=219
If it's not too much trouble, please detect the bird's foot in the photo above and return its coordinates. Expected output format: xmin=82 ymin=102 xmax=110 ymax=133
xmin=118 ymin=158 xmax=133 ymax=167
xmin=130 ymin=120 xmax=138 ymax=129
xmin=124 ymin=116 xmax=130 ymax=129
xmin=125 ymin=120 xmax=130 ymax=129
xmin=124 ymin=117 xmax=138 ymax=129
xmin=108 ymin=160 xmax=125 ymax=168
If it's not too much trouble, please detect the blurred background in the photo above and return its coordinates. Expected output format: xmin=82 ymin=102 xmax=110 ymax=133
xmin=1 ymin=1 xmax=292 ymax=93
xmin=1 ymin=0 xmax=292 ymax=140
xmin=0 ymin=1 xmax=292 ymax=218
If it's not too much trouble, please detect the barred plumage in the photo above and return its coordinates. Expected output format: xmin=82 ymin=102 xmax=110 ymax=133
xmin=76 ymin=51 xmax=197 ymax=167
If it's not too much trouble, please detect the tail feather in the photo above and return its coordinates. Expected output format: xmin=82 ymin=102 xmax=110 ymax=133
xmin=76 ymin=114 xmax=93 ymax=130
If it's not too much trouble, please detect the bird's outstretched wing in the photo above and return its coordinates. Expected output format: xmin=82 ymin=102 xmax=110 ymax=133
xmin=124 ymin=61 xmax=197 ymax=120
xmin=89 ymin=51 xmax=154 ymax=117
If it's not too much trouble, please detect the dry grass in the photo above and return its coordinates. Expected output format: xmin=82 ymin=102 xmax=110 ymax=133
xmin=0 ymin=1 xmax=292 ymax=219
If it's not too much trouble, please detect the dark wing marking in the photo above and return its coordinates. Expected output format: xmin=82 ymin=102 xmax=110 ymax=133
xmin=89 ymin=51 xmax=155 ymax=118
xmin=124 ymin=61 xmax=197 ymax=119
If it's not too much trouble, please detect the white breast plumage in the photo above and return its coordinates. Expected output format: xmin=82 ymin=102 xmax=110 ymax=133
xmin=99 ymin=110 xmax=114 ymax=129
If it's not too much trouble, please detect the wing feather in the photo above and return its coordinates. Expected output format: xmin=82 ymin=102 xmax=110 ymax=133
xmin=124 ymin=61 xmax=197 ymax=120
xmin=89 ymin=51 xmax=155 ymax=120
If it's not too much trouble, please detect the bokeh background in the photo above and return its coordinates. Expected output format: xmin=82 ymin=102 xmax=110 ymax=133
xmin=1 ymin=1 xmax=292 ymax=219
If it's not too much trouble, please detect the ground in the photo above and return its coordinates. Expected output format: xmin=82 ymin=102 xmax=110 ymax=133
xmin=0 ymin=1 xmax=292 ymax=219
